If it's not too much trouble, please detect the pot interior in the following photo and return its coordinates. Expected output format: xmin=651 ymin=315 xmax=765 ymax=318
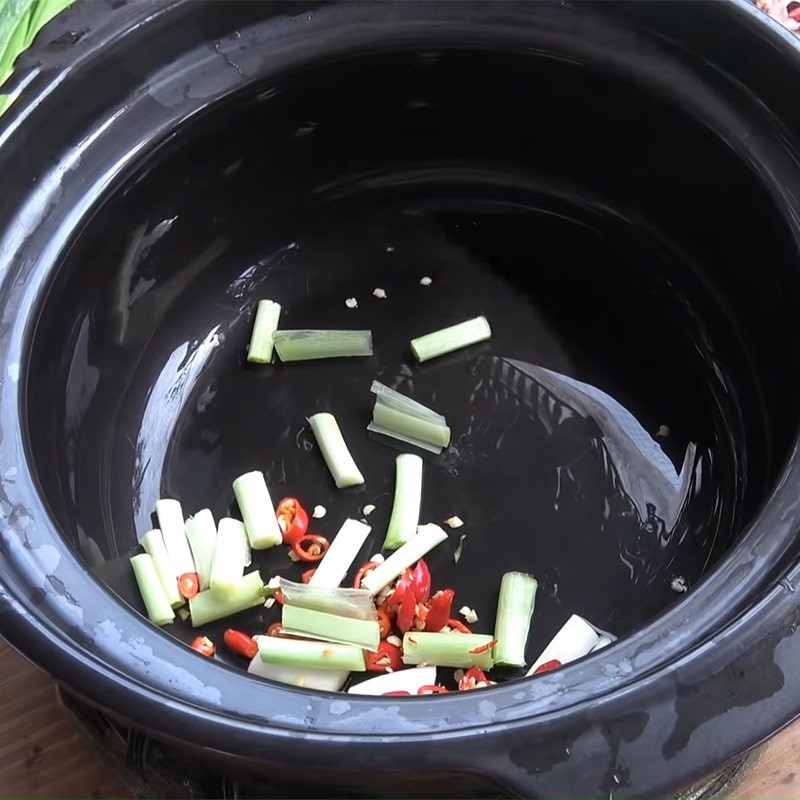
xmin=23 ymin=42 xmax=800 ymax=685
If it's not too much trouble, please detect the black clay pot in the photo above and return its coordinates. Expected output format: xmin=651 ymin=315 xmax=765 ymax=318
xmin=2 ymin=1 xmax=800 ymax=797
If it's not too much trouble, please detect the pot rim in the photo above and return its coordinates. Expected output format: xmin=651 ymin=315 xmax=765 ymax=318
xmin=1 ymin=1 xmax=800 ymax=795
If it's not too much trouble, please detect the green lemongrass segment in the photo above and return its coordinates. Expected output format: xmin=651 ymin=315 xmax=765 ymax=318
xmin=402 ymin=631 xmax=495 ymax=670
xmin=130 ymin=554 xmax=175 ymax=626
xmin=361 ymin=523 xmax=448 ymax=595
xmin=410 ymin=315 xmax=491 ymax=363
xmin=248 ymin=652 xmax=349 ymax=691
xmin=140 ymin=529 xmax=183 ymax=608
xmin=232 ymin=470 xmax=282 ymax=549
xmin=279 ymin=578 xmax=376 ymax=619
xmin=308 ymin=412 xmax=364 ymax=488
xmin=273 ymin=330 xmax=373 ymax=362
xmin=383 ymin=454 xmax=423 ymax=550
xmin=189 ymin=570 xmax=264 ymax=627
xmin=368 ymin=381 xmax=450 ymax=453
xmin=247 ymin=299 xmax=281 ymax=364
xmin=257 ymin=634 xmax=366 ymax=672
xmin=282 ymin=605 xmax=380 ymax=651
xmin=493 ymin=572 xmax=538 ymax=667
xmin=309 ymin=519 xmax=371 ymax=588
xmin=348 ymin=666 xmax=437 ymax=696
xmin=155 ymin=498 xmax=196 ymax=577
xmin=209 ymin=518 xmax=248 ymax=598
xmin=185 ymin=509 xmax=217 ymax=590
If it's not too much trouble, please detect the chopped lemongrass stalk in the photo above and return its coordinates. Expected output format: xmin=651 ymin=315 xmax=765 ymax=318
xmin=444 ymin=516 xmax=464 ymax=529
xmin=362 ymin=504 xmax=376 ymax=516
xmin=257 ymin=634 xmax=366 ymax=671
xmin=189 ymin=570 xmax=264 ymax=627
xmin=309 ymin=519 xmax=371 ymax=588
xmin=130 ymin=554 xmax=175 ymax=626
xmin=460 ymin=606 xmax=479 ymax=624
xmin=246 ymin=299 xmax=281 ymax=364
xmin=402 ymin=632 xmax=496 ymax=670
xmin=279 ymin=578 xmax=375 ymax=619
xmin=308 ymin=413 xmax=364 ymax=488
xmin=362 ymin=523 xmax=448 ymax=595
xmin=232 ymin=470 xmax=282 ymax=549
xmin=140 ymin=529 xmax=183 ymax=609
xmin=248 ymin=652 xmax=349 ymax=690
xmin=368 ymin=381 xmax=450 ymax=453
xmin=273 ymin=330 xmax=372 ymax=362
xmin=185 ymin=509 xmax=217 ymax=590
xmin=348 ymin=666 xmax=437 ymax=695
xmin=312 ymin=505 xmax=327 ymax=519
xmin=591 ymin=635 xmax=612 ymax=653
xmin=155 ymin=499 xmax=195 ymax=577
xmin=526 ymin=614 xmax=599 ymax=675
xmin=493 ymin=572 xmax=537 ymax=667
xmin=209 ymin=518 xmax=248 ymax=598
xmin=410 ymin=315 xmax=491 ymax=363
xmin=383 ymin=454 xmax=423 ymax=550
xmin=282 ymin=605 xmax=380 ymax=651
xmin=453 ymin=534 xmax=466 ymax=564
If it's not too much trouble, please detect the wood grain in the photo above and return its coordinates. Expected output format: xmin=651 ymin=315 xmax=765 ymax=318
xmin=1 ymin=635 xmax=799 ymax=797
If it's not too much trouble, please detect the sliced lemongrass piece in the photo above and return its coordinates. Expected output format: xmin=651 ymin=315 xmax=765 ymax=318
xmin=248 ymin=651 xmax=349 ymax=690
xmin=590 ymin=635 xmax=612 ymax=653
xmin=361 ymin=523 xmax=448 ymax=595
xmin=309 ymin=518 xmax=371 ymax=588
xmin=526 ymin=614 xmax=599 ymax=676
xmin=155 ymin=499 xmax=195 ymax=577
xmin=140 ymin=529 xmax=183 ymax=609
xmin=185 ymin=509 xmax=217 ymax=590
xmin=279 ymin=578 xmax=375 ymax=619
xmin=130 ymin=554 xmax=175 ymax=626
xmin=308 ymin=412 xmax=364 ymax=488
xmin=273 ymin=330 xmax=372 ymax=362
xmin=402 ymin=631 xmax=495 ymax=670
xmin=368 ymin=381 xmax=450 ymax=454
xmin=232 ymin=470 xmax=282 ymax=549
xmin=282 ymin=605 xmax=380 ymax=651
xmin=257 ymin=634 xmax=366 ymax=672
xmin=209 ymin=518 xmax=248 ymax=598
xmin=349 ymin=666 xmax=437 ymax=695
xmin=410 ymin=315 xmax=491 ymax=363
xmin=189 ymin=570 xmax=264 ymax=627
xmin=383 ymin=454 xmax=423 ymax=550
xmin=246 ymin=299 xmax=282 ymax=364
xmin=493 ymin=572 xmax=537 ymax=667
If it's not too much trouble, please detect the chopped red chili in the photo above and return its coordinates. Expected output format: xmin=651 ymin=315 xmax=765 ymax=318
xmin=377 ymin=608 xmax=392 ymax=639
xmin=424 ymin=589 xmax=455 ymax=632
xmin=458 ymin=666 xmax=489 ymax=691
xmin=178 ymin=572 xmax=199 ymax=599
xmin=469 ymin=639 xmax=497 ymax=655
xmin=447 ymin=618 xmax=472 ymax=634
xmin=275 ymin=497 xmax=309 ymax=545
xmin=382 ymin=690 xmax=411 ymax=696
xmin=190 ymin=636 xmax=215 ymax=657
xmin=397 ymin=590 xmax=416 ymax=634
xmin=223 ymin=629 xmax=258 ymax=659
xmin=410 ymin=559 xmax=431 ymax=604
xmin=533 ymin=659 xmax=562 ymax=675
xmin=292 ymin=534 xmax=330 ymax=562
xmin=301 ymin=568 xmax=316 ymax=584
xmin=365 ymin=640 xmax=402 ymax=673
xmin=353 ymin=560 xmax=379 ymax=589
xmin=386 ymin=568 xmax=414 ymax=612
xmin=417 ymin=684 xmax=448 ymax=694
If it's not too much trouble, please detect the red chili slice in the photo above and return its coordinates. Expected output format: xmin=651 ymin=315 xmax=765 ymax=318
xmin=365 ymin=640 xmax=402 ymax=673
xmin=190 ymin=636 xmax=215 ymax=657
xmin=386 ymin=568 xmax=414 ymax=612
xmin=469 ymin=639 xmax=498 ymax=655
xmin=178 ymin=572 xmax=199 ymax=599
xmin=417 ymin=684 xmax=448 ymax=694
xmin=353 ymin=560 xmax=379 ymax=589
xmin=223 ymin=629 xmax=258 ymax=659
xmin=376 ymin=608 xmax=392 ymax=639
xmin=382 ymin=690 xmax=411 ymax=696
xmin=410 ymin=559 xmax=431 ymax=604
xmin=424 ymin=589 xmax=455 ymax=632
xmin=292 ymin=534 xmax=330 ymax=562
xmin=397 ymin=590 xmax=416 ymax=634
xmin=533 ymin=659 xmax=562 ymax=675
xmin=301 ymin=568 xmax=316 ymax=584
xmin=447 ymin=618 xmax=472 ymax=634
xmin=275 ymin=497 xmax=309 ymax=545
xmin=458 ymin=666 xmax=489 ymax=691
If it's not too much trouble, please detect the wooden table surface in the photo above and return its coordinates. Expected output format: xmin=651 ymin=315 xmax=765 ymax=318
xmin=0 ymin=637 xmax=798 ymax=798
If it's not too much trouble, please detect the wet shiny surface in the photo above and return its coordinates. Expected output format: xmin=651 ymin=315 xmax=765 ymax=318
xmin=25 ymin=47 xmax=777 ymax=668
